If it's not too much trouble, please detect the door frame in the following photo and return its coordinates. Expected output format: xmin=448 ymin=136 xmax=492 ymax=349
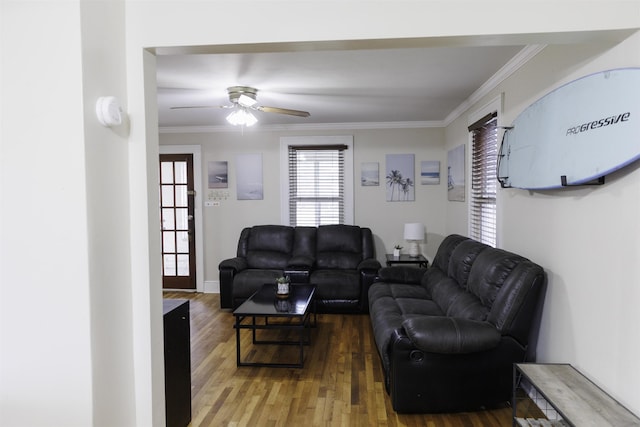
xmin=159 ymin=145 xmax=204 ymax=293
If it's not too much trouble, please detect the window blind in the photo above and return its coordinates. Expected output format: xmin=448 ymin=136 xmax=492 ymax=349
xmin=470 ymin=113 xmax=498 ymax=247
xmin=288 ymin=145 xmax=346 ymax=226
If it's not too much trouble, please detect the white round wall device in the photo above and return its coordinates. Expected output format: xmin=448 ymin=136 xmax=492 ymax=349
xmin=96 ymin=96 xmax=123 ymax=127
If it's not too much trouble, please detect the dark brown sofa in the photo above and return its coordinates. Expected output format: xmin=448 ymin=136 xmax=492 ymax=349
xmin=219 ymin=224 xmax=381 ymax=313
xmin=369 ymin=234 xmax=546 ymax=413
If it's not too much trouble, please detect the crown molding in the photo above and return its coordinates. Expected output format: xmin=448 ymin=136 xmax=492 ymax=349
xmin=159 ymin=120 xmax=444 ymax=134
xmin=443 ymin=44 xmax=546 ymax=126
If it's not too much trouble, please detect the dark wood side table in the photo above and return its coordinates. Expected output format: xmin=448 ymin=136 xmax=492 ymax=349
xmin=385 ymin=254 xmax=429 ymax=268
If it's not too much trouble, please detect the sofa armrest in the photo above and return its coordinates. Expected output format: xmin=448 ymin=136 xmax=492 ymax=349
xmin=218 ymin=257 xmax=248 ymax=272
xmin=357 ymin=258 xmax=382 ymax=313
xmin=377 ymin=266 xmax=426 ymax=284
xmin=358 ymin=258 xmax=381 ymax=272
xmin=218 ymin=257 xmax=247 ymax=309
xmin=401 ymin=317 xmax=501 ymax=354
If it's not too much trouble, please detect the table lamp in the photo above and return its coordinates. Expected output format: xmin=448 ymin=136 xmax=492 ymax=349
xmin=404 ymin=223 xmax=425 ymax=257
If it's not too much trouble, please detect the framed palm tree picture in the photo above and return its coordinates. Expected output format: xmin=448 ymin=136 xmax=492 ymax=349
xmin=385 ymin=154 xmax=415 ymax=201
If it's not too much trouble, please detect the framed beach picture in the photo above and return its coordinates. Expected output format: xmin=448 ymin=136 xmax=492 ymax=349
xmin=236 ymin=153 xmax=263 ymax=200
xmin=361 ymin=162 xmax=379 ymax=186
xmin=447 ymin=145 xmax=465 ymax=201
xmin=420 ymin=161 xmax=440 ymax=185
xmin=208 ymin=161 xmax=228 ymax=189
xmin=385 ymin=154 xmax=415 ymax=202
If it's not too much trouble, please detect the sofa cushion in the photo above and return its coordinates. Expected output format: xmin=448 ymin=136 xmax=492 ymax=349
xmin=246 ymin=251 xmax=290 ymax=270
xmin=488 ymin=261 xmax=545 ymax=341
xmin=369 ymin=283 xmax=430 ymax=302
xmin=445 ymin=292 xmax=488 ymax=320
xmin=467 ymin=248 xmax=521 ymax=307
xmin=316 ymin=225 xmax=362 ymax=269
xmin=292 ymin=226 xmax=317 ymax=262
xmin=311 ymin=269 xmax=360 ymax=300
xmin=245 ymin=225 xmax=294 ymax=269
xmin=430 ymin=234 xmax=468 ymax=271
xmin=233 ymin=269 xmax=283 ymax=300
xmin=447 ymin=239 xmax=489 ymax=289
xmin=402 ymin=316 xmax=501 ymax=354
xmin=396 ymin=298 xmax=443 ymax=316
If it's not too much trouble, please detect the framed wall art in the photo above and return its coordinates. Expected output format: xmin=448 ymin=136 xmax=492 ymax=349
xmin=420 ymin=160 xmax=440 ymax=185
xmin=236 ymin=153 xmax=263 ymax=200
xmin=447 ymin=145 xmax=465 ymax=201
xmin=361 ymin=162 xmax=379 ymax=186
xmin=385 ymin=154 xmax=415 ymax=202
xmin=208 ymin=161 xmax=228 ymax=189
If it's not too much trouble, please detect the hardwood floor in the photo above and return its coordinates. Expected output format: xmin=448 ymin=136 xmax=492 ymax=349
xmin=163 ymin=292 xmax=514 ymax=426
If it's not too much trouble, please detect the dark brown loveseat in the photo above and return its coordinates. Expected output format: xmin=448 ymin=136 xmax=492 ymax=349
xmin=219 ymin=224 xmax=381 ymax=313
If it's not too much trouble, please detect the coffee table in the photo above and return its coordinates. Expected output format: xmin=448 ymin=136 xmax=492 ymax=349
xmin=233 ymin=283 xmax=316 ymax=368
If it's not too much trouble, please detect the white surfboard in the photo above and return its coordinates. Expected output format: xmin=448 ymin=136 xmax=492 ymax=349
xmin=498 ymin=68 xmax=640 ymax=190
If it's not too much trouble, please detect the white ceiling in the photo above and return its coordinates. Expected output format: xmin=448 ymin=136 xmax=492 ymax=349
xmin=156 ymin=44 xmax=528 ymax=130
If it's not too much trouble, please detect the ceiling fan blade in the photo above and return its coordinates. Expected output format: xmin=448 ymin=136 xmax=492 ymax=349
xmin=170 ymin=105 xmax=232 ymax=110
xmin=257 ymin=106 xmax=310 ymax=117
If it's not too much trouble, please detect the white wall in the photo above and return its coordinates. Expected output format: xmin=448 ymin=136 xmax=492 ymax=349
xmin=80 ymin=1 xmax=138 ymax=425
xmin=160 ymin=127 xmax=447 ymax=281
xmin=1 ymin=2 xmax=95 ymax=425
xmin=1 ymin=1 xmax=134 ymax=426
xmin=445 ymin=32 xmax=640 ymax=414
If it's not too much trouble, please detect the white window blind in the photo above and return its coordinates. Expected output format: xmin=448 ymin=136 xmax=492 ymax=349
xmin=469 ymin=112 xmax=498 ymax=247
xmin=288 ymin=145 xmax=346 ymax=226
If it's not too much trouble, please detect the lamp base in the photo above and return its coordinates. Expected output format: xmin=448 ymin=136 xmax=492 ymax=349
xmin=407 ymin=241 xmax=420 ymax=257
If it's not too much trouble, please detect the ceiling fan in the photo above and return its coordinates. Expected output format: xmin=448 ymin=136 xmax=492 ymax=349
xmin=170 ymin=86 xmax=310 ymax=126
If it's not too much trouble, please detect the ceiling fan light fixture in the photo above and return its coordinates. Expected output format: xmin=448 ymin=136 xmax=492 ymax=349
xmin=237 ymin=94 xmax=258 ymax=107
xmin=226 ymin=107 xmax=258 ymax=127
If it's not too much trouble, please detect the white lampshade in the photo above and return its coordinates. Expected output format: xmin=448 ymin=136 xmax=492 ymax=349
xmin=404 ymin=223 xmax=425 ymax=241
xmin=404 ymin=223 xmax=425 ymax=257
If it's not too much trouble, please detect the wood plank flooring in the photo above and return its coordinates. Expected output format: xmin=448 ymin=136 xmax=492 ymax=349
xmin=163 ymin=292 xmax=514 ymax=426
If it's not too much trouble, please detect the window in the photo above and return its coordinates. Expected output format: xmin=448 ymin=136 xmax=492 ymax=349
xmin=469 ymin=112 xmax=498 ymax=247
xmin=281 ymin=135 xmax=353 ymax=226
xmin=288 ymin=144 xmax=346 ymax=226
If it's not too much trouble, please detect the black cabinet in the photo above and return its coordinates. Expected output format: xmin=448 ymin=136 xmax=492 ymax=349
xmin=163 ymin=299 xmax=191 ymax=427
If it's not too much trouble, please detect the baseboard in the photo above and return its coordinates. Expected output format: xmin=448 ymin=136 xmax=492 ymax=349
xmin=204 ymin=280 xmax=219 ymax=294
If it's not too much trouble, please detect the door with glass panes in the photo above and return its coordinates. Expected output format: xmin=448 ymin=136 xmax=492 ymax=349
xmin=160 ymin=154 xmax=196 ymax=289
